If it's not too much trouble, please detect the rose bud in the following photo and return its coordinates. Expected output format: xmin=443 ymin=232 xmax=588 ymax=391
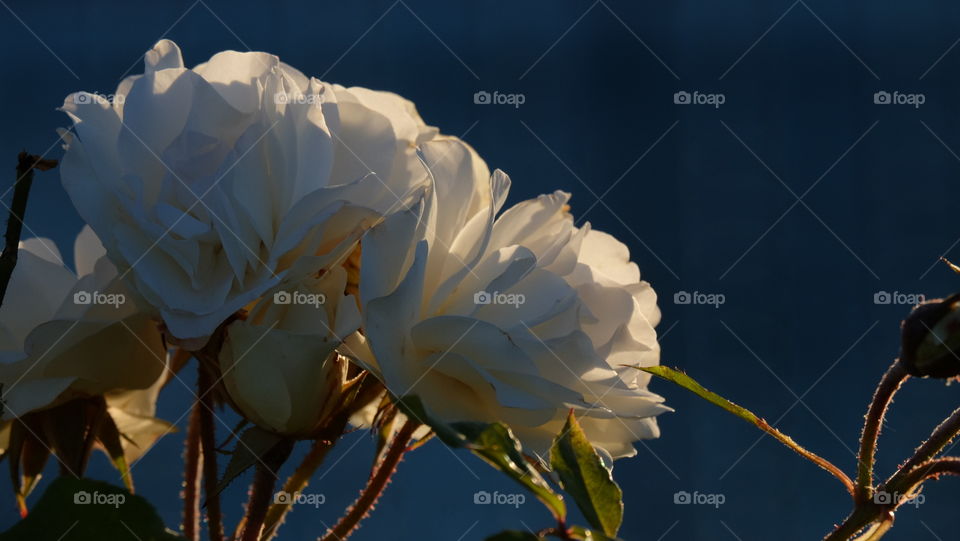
xmin=900 ymin=293 xmax=960 ymax=378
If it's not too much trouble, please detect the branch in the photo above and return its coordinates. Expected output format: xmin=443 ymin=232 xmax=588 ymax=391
xmin=0 ymin=152 xmax=57 ymax=307
xmin=884 ymin=457 xmax=960 ymax=496
xmin=182 ymin=403 xmax=202 ymax=541
xmin=885 ymin=406 xmax=960 ymax=490
xmin=239 ymin=441 xmax=293 ymax=541
xmin=197 ymin=364 xmax=225 ymax=541
xmin=856 ymin=360 xmax=909 ymax=501
xmin=636 ymin=365 xmax=854 ymax=494
xmin=320 ymin=420 xmax=418 ymax=541
xmin=259 ymin=415 xmax=349 ymax=541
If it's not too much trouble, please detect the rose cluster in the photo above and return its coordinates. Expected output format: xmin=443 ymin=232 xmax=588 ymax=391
xmin=0 ymin=40 xmax=668 ymax=492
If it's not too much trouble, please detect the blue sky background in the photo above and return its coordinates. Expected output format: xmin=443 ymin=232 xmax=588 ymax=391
xmin=2 ymin=1 xmax=960 ymax=539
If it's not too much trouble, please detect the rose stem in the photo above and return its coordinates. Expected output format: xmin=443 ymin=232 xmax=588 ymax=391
xmin=183 ymin=403 xmax=202 ymax=541
xmin=855 ymin=360 xmax=909 ymax=502
xmin=321 ymin=420 xmax=418 ymax=541
xmin=240 ymin=441 xmax=293 ymax=541
xmin=259 ymin=415 xmax=350 ymax=541
xmin=0 ymin=152 xmax=56 ymax=308
xmin=883 ymin=456 xmax=960 ymax=495
xmin=197 ymin=364 xmax=225 ymax=541
xmin=885 ymin=407 xmax=960 ymax=489
xmin=822 ymin=506 xmax=884 ymax=541
xmin=824 ymin=458 xmax=960 ymax=541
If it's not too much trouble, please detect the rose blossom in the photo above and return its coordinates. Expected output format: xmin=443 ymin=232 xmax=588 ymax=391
xmin=0 ymin=227 xmax=169 ymax=460
xmin=348 ymin=138 xmax=669 ymax=460
xmin=59 ymin=40 xmax=438 ymax=344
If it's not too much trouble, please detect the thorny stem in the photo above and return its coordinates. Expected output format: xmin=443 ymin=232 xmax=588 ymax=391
xmin=825 ymin=393 xmax=960 ymax=541
xmin=240 ymin=466 xmax=277 ymax=541
xmin=0 ymin=152 xmax=56 ymax=308
xmin=884 ymin=457 xmax=960 ymax=497
xmin=239 ymin=441 xmax=293 ymax=541
xmin=856 ymin=360 xmax=909 ymax=502
xmin=197 ymin=365 xmax=224 ymax=541
xmin=260 ymin=417 xmax=350 ymax=541
xmin=852 ymin=516 xmax=894 ymax=541
xmin=321 ymin=420 xmax=418 ymax=541
xmin=822 ymin=506 xmax=886 ymax=541
xmin=182 ymin=404 xmax=202 ymax=541
xmin=885 ymin=406 xmax=960 ymax=490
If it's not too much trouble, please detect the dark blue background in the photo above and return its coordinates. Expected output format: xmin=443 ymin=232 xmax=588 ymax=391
xmin=2 ymin=1 xmax=960 ymax=539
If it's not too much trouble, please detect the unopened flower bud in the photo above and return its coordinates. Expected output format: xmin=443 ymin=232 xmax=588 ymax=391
xmin=900 ymin=293 xmax=960 ymax=378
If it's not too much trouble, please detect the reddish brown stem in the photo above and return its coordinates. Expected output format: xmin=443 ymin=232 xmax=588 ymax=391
xmin=182 ymin=403 xmax=202 ymax=541
xmin=884 ymin=456 xmax=960 ymax=496
xmin=240 ymin=463 xmax=280 ymax=541
xmin=197 ymin=365 xmax=224 ymax=541
xmin=321 ymin=421 xmax=417 ymax=541
xmin=885 ymin=406 xmax=960 ymax=490
xmin=260 ymin=414 xmax=349 ymax=541
xmin=856 ymin=360 xmax=909 ymax=502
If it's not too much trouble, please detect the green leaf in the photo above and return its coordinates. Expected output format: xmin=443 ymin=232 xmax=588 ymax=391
xmin=0 ymin=477 xmax=183 ymax=540
xmin=634 ymin=365 xmax=767 ymax=427
xmin=396 ymin=395 xmax=566 ymax=521
xmin=485 ymin=531 xmax=545 ymax=541
xmin=454 ymin=422 xmax=566 ymax=521
xmin=394 ymin=395 xmax=464 ymax=446
xmin=215 ymin=426 xmax=282 ymax=497
xmin=633 ymin=365 xmax=854 ymax=493
xmin=550 ymin=412 xmax=623 ymax=537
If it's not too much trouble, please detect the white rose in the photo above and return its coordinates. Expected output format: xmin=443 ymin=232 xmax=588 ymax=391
xmin=351 ymin=138 xmax=670 ymax=460
xmin=218 ymin=267 xmax=362 ymax=435
xmin=0 ymin=227 xmax=169 ymax=459
xmin=58 ymin=40 xmax=437 ymax=345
